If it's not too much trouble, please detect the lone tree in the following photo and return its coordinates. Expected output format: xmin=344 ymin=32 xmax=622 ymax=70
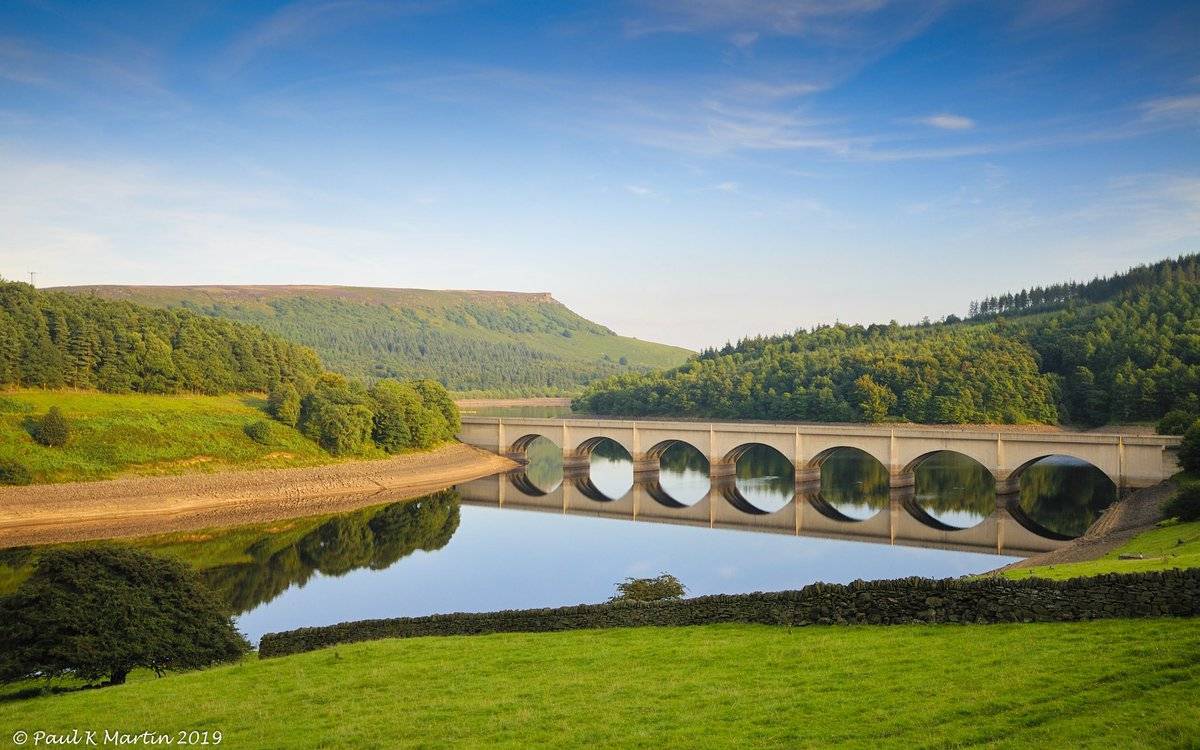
xmin=34 ymin=406 xmax=69 ymax=447
xmin=0 ymin=546 xmax=249 ymax=687
xmin=609 ymin=573 xmax=687 ymax=603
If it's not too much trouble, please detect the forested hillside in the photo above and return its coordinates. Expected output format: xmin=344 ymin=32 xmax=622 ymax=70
xmin=0 ymin=280 xmax=322 ymax=394
xmin=51 ymin=285 xmax=693 ymax=396
xmin=576 ymin=255 xmax=1200 ymax=427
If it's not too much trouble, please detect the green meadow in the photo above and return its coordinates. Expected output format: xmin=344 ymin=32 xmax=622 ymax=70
xmin=1 ymin=619 xmax=1196 ymax=748
xmin=0 ymin=389 xmax=341 ymax=484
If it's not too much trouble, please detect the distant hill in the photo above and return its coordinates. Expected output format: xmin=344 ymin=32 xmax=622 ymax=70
xmin=50 ymin=285 xmax=693 ymax=396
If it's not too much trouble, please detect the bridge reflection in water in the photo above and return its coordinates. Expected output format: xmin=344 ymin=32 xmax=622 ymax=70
xmin=458 ymin=465 xmax=1068 ymax=559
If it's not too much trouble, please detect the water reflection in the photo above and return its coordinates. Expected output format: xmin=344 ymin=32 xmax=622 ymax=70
xmin=589 ymin=440 xmax=633 ymax=500
xmin=522 ymin=436 xmax=563 ymax=493
xmin=733 ymin=444 xmax=795 ymax=513
xmin=1020 ymin=457 xmax=1116 ymax=538
xmin=820 ymin=449 xmax=888 ymax=520
xmin=913 ymin=452 xmax=996 ymax=528
xmin=656 ymin=442 xmax=710 ymax=506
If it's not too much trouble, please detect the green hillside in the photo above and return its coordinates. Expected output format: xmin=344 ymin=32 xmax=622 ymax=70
xmin=576 ymin=254 xmax=1200 ymax=427
xmin=51 ymin=285 xmax=693 ymax=396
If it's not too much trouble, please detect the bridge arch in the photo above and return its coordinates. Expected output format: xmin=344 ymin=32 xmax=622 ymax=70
xmin=901 ymin=450 xmax=997 ymax=531
xmin=1005 ymin=454 xmax=1118 ymax=539
xmin=644 ymin=440 xmax=709 ymax=507
xmin=645 ymin=438 xmax=705 ymax=461
xmin=1007 ymin=453 xmax=1116 ymax=487
xmin=509 ymin=432 xmax=559 ymax=455
xmin=720 ymin=442 xmax=795 ymax=515
xmin=806 ymin=446 xmax=890 ymax=522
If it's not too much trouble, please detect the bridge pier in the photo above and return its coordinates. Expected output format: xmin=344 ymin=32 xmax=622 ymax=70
xmin=562 ymin=450 xmax=590 ymax=472
xmin=889 ymin=471 xmax=915 ymax=489
xmin=632 ymin=453 xmax=660 ymax=479
xmin=709 ymin=460 xmax=737 ymax=479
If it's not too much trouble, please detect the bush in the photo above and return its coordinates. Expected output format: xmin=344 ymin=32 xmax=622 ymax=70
xmin=1162 ymin=484 xmax=1200 ymax=522
xmin=33 ymin=406 xmax=69 ymax=447
xmin=1158 ymin=410 xmax=1197 ymax=435
xmin=614 ymin=573 xmax=691 ymax=602
xmin=267 ymin=382 xmax=301 ymax=427
xmin=610 ymin=573 xmax=687 ymax=603
xmin=244 ymin=419 xmax=272 ymax=445
xmin=0 ymin=546 xmax=249 ymax=686
xmin=0 ymin=459 xmax=31 ymax=486
xmin=1179 ymin=420 xmax=1200 ymax=474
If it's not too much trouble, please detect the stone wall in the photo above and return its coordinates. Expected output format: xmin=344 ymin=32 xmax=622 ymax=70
xmin=259 ymin=569 xmax=1200 ymax=658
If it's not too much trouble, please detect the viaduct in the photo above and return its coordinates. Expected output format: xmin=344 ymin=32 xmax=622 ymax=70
xmin=457 ymin=416 xmax=1181 ymax=555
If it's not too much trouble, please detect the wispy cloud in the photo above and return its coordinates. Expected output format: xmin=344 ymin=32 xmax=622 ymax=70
xmin=918 ymin=113 xmax=975 ymax=130
xmin=626 ymin=0 xmax=896 ymax=39
xmin=1140 ymin=94 xmax=1200 ymax=122
xmin=625 ymin=184 xmax=655 ymax=196
xmin=220 ymin=1 xmax=442 ymax=76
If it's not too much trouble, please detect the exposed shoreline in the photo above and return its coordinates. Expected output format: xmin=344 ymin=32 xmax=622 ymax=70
xmin=455 ymin=397 xmax=573 ymax=408
xmin=990 ymin=480 xmax=1176 ymax=574
xmin=0 ymin=443 xmax=518 ymax=548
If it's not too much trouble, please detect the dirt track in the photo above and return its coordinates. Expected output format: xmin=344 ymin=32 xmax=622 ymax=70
xmin=0 ymin=443 xmax=517 ymax=548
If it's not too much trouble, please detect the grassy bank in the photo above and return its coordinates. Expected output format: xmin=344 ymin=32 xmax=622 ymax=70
xmin=1 ymin=619 xmax=1196 ymax=747
xmin=1002 ymin=519 xmax=1200 ymax=581
xmin=0 ymin=389 xmax=342 ymax=484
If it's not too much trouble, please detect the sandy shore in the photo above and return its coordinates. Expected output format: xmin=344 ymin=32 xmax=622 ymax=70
xmin=0 ymin=443 xmax=517 ymax=548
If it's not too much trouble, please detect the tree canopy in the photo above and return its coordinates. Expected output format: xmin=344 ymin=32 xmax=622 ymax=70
xmin=0 ymin=546 xmax=249 ymax=686
xmin=0 ymin=281 xmax=322 ymax=395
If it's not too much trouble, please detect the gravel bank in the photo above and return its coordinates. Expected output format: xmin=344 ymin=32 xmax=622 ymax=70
xmin=0 ymin=443 xmax=517 ymax=548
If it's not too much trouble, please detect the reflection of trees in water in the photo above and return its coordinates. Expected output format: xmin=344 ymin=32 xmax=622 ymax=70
xmin=1019 ymin=459 xmax=1115 ymax=538
xmin=590 ymin=440 xmax=631 ymax=461
xmin=735 ymin=445 xmax=795 ymax=499
xmin=914 ymin=453 xmax=995 ymax=518
xmin=820 ymin=450 xmax=889 ymax=512
xmin=201 ymin=490 xmax=461 ymax=613
xmin=659 ymin=442 xmax=708 ymax=474
xmin=522 ymin=436 xmax=563 ymax=491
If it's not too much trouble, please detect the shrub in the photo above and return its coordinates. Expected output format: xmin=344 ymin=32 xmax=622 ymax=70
xmin=299 ymin=374 xmax=376 ymax=456
xmin=0 ymin=459 xmax=31 ymax=486
xmin=267 ymin=382 xmax=301 ymax=427
xmin=0 ymin=546 xmax=249 ymax=686
xmin=244 ymin=419 xmax=272 ymax=445
xmin=1179 ymin=420 xmax=1200 ymax=474
xmin=33 ymin=406 xmax=69 ymax=447
xmin=1162 ymin=484 xmax=1200 ymax=522
xmin=610 ymin=573 xmax=687 ymax=603
xmin=1158 ymin=410 xmax=1197 ymax=436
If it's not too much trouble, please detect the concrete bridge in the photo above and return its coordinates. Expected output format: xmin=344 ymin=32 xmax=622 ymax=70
xmin=458 ymin=416 xmax=1180 ymax=496
xmin=458 ymin=472 xmax=1064 ymax=557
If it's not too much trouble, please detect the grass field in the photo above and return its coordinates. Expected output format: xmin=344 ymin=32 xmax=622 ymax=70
xmin=0 ymin=619 xmax=1196 ymax=748
xmin=0 ymin=389 xmax=343 ymax=484
xmin=1002 ymin=519 xmax=1200 ymax=581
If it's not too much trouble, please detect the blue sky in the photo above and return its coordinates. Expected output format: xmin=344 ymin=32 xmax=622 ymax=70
xmin=1 ymin=0 xmax=1198 ymax=349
